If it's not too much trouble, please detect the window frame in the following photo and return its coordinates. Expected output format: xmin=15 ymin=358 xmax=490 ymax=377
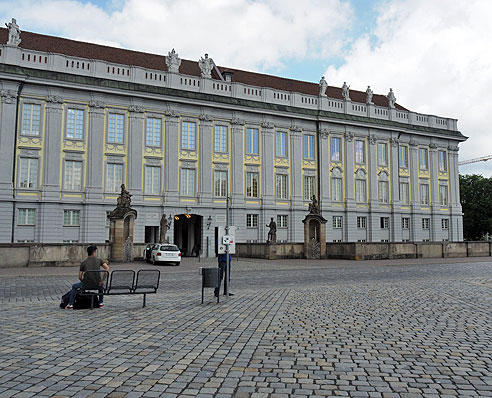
xmin=214 ymin=125 xmax=228 ymax=153
xmin=213 ymin=170 xmax=228 ymax=197
xmin=144 ymin=165 xmax=161 ymax=195
xmin=245 ymin=171 xmax=259 ymax=198
xmin=399 ymin=145 xmax=408 ymax=168
xmin=402 ymin=217 xmax=410 ymax=229
xmin=18 ymin=208 xmax=36 ymax=226
xmin=303 ymin=175 xmax=315 ymax=201
xmin=438 ymin=150 xmax=447 ymax=172
xmin=420 ymin=181 xmax=430 ymax=205
xmin=303 ymin=134 xmax=314 ymax=160
xmin=63 ymin=209 xmax=80 ymax=226
xmin=357 ymin=216 xmax=366 ymax=229
xmin=419 ymin=148 xmax=429 ymax=170
xmin=145 ymin=117 xmax=162 ymax=147
xmin=442 ymin=218 xmax=449 ymax=229
xmin=106 ymin=163 xmax=123 ymax=193
xmin=439 ymin=183 xmax=448 ymax=206
xmin=181 ymin=121 xmax=197 ymax=150
xmin=330 ymin=137 xmax=342 ymax=162
xmin=378 ymin=180 xmax=389 ymax=203
xmin=19 ymin=157 xmax=39 ymax=189
xmin=399 ymin=182 xmax=409 ymax=204
xmin=246 ymin=127 xmax=259 ymax=155
xmin=378 ymin=142 xmax=388 ymax=166
xmin=331 ymin=177 xmax=342 ymax=202
xmin=422 ymin=218 xmax=430 ymax=230
xmin=107 ymin=112 xmax=125 ymax=144
xmin=246 ymin=214 xmax=258 ymax=228
xmin=380 ymin=217 xmax=389 ymax=229
xmin=180 ymin=168 xmax=196 ymax=196
xmin=21 ymin=103 xmax=42 ymax=136
xmin=355 ymin=179 xmax=366 ymax=202
xmin=332 ymin=216 xmax=342 ymax=229
xmin=63 ymin=160 xmax=83 ymax=191
xmin=355 ymin=140 xmax=365 ymax=164
xmin=275 ymin=131 xmax=288 ymax=158
xmin=66 ymin=107 xmax=85 ymax=140
xmin=277 ymin=214 xmax=288 ymax=228
xmin=275 ymin=174 xmax=288 ymax=199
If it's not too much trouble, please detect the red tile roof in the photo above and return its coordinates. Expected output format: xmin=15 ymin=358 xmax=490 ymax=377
xmin=1 ymin=28 xmax=407 ymax=110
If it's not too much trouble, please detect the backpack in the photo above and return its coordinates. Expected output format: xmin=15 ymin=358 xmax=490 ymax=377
xmin=59 ymin=290 xmax=99 ymax=309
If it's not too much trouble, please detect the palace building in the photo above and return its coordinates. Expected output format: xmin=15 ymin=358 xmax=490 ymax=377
xmin=0 ymin=20 xmax=466 ymax=255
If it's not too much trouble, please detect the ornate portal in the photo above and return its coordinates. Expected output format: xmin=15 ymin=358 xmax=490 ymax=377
xmin=302 ymin=195 xmax=327 ymax=259
xmin=108 ymin=185 xmax=137 ymax=261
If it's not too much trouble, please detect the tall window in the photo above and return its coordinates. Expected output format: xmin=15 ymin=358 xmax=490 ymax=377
xmin=277 ymin=215 xmax=288 ymax=228
xmin=378 ymin=180 xmax=389 ymax=203
xmin=180 ymin=168 xmax=195 ymax=196
xmin=144 ymin=166 xmax=160 ymax=194
xmin=22 ymin=104 xmax=41 ymax=135
xmin=67 ymin=109 xmax=84 ymax=139
xmin=181 ymin=121 xmax=196 ymax=150
xmin=331 ymin=137 xmax=342 ymax=161
xmin=378 ymin=143 xmax=388 ymax=166
xmin=438 ymin=150 xmax=447 ymax=172
xmin=18 ymin=209 xmax=35 ymax=225
xmin=439 ymin=183 xmax=448 ymax=206
xmin=420 ymin=181 xmax=430 ymax=205
xmin=355 ymin=140 xmax=365 ymax=164
xmin=399 ymin=145 xmax=408 ymax=168
xmin=214 ymin=125 xmax=228 ymax=153
xmin=357 ymin=216 xmax=366 ymax=229
xmin=332 ymin=216 xmax=342 ymax=229
xmin=246 ymin=172 xmax=259 ymax=198
xmin=399 ymin=182 xmax=409 ymax=204
xmin=275 ymin=132 xmax=287 ymax=157
xmin=107 ymin=163 xmax=123 ymax=192
xmin=64 ymin=160 xmax=82 ymax=191
xmin=355 ymin=179 xmax=366 ymax=202
xmin=63 ymin=210 xmax=80 ymax=226
xmin=214 ymin=170 xmax=228 ymax=197
xmin=246 ymin=128 xmax=259 ymax=154
xmin=303 ymin=135 xmax=314 ymax=159
xmin=275 ymin=174 xmax=288 ymax=199
xmin=331 ymin=177 xmax=342 ymax=201
xmin=303 ymin=175 xmax=315 ymax=200
xmin=402 ymin=217 xmax=410 ymax=229
xmin=108 ymin=113 xmax=124 ymax=143
xmin=419 ymin=148 xmax=428 ymax=170
xmin=422 ymin=218 xmax=430 ymax=230
xmin=19 ymin=158 xmax=38 ymax=189
xmin=246 ymin=214 xmax=258 ymax=228
xmin=146 ymin=118 xmax=162 ymax=147
xmin=380 ymin=217 xmax=389 ymax=229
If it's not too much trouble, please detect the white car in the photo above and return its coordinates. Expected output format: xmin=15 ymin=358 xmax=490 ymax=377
xmin=150 ymin=244 xmax=181 ymax=266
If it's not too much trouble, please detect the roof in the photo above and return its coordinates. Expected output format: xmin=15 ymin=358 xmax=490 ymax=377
xmin=0 ymin=27 xmax=407 ymax=110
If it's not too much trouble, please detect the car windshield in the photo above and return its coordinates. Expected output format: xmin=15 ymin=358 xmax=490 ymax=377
xmin=160 ymin=245 xmax=179 ymax=251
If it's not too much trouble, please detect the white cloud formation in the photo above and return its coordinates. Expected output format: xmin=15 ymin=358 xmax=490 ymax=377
xmin=0 ymin=0 xmax=354 ymax=70
xmin=324 ymin=0 xmax=492 ymax=176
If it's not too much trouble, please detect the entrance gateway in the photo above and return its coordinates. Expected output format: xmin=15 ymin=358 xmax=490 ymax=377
xmin=174 ymin=214 xmax=202 ymax=257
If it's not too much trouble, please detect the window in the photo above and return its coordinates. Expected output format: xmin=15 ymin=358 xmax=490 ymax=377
xmin=355 ymin=140 xmax=365 ymax=164
xmin=181 ymin=121 xmax=196 ymax=150
xmin=107 ymin=163 xmax=123 ymax=192
xmin=378 ymin=181 xmax=389 ymax=203
xmin=67 ymin=108 xmax=84 ymax=139
xmin=275 ymin=131 xmax=288 ymax=157
xmin=380 ymin=217 xmax=389 ymax=229
xmin=419 ymin=148 xmax=428 ymax=170
xmin=246 ymin=172 xmax=259 ymax=198
xmin=146 ymin=118 xmax=162 ymax=147
xmin=332 ymin=216 xmax=342 ymax=229
xmin=108 ymin=113 xmax=124 ymax=143
xmin=399 ymin=182 xmax=409 ymax=204
xmin=438 ymin=150 xmax=447 ymax=172
xmin=422 ymin=218 xmax=430 ymax=230
xmin=331 ymin=137 xmax=342 ymax=161
xmin=277 ymin=215 xmax=288 ymax=228
xmin=19 ymin=158 xmax=38 ymax=189
xmin=331 ymin=177 xmax=342 ymax=201
xmin=303 ymin=135 xmax=314 ymax=159
xmin=442 ymin=219 xmax=449 ymax=229
xmin=402 ymin=217 xmax=410 ymax=229
xmin=399 ymin=145 xmax=408 ymax=168
xmin=214 ymin=125 xmax=228 ymax=153
xmin=355 ymin=179 xmax=366 ymax=202
xmin=275 ymin=174 xmax=288 ymax=199
xmin=303 ymin=175 xmax=315 ymax=201
xmin=246 ymin=128 xmax=259 ymax=154
xmin=378 ymin=143 xmax=388 ymax=166
xmin=214 ymin=170 xmax=228 ymax=197
xmin=144 ymin=166 xmax=160 ymax=194
xmin=420 ymin=181 xmax=430 ymax=205
xmin=180 ymin=168 xmax=195 ymax=196
xmin=357 ymin=216 xmax=366 ymax=229
xmin=63 ymin=210 xmax=80 ymax=226
xmin=64 ymin=160 xmax=82 ymax=191
xmin=439 ymin=184 xmax=448 ymax=206
xmin=18 ymin=209 xmax=35 ymax=225
xmin=246 ymin=214 xmax=258 ymax=228
xmin=22 ymin=104 xmax=41 ymax=135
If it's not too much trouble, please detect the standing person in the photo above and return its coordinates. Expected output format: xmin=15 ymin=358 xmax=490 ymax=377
xmin=214 ymin=252 xmax=233 ymax=297
xmin=66 ymin=245 xmax=110 ymax=309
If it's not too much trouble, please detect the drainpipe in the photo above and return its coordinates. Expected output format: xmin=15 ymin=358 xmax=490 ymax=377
xmin=11 ymin=81 xmax=25 ymax=243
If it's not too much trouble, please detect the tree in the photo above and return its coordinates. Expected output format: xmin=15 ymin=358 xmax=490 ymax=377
xmin=460 ymin=174 xmax=492 ymax=240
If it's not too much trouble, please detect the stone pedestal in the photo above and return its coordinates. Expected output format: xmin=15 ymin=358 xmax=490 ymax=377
xmin=109 ymin=210 xmax=137 ymax=261
xmin=302 ymin=214 xmax=327 ymax=259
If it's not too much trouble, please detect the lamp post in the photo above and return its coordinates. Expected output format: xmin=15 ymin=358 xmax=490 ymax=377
xmin=225 ymin=196 xmax=230 ymax=297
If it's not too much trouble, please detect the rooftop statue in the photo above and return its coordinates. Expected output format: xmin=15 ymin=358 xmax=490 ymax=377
xmin=341 ymin=82 xmax=350 ymax=101
xmin=319 ymin=76 xmax=328 ymax=96
xmin=198 ymin=53 xmax=214 ymax=78
xmin=366 ymin=86 xmax=373 ymax=104
xmin=5 ymin=18 xmax=21 ymax=46
xmin=387 ymin=88 xmax=396 ymax=108
xmin=165 ymin=48 xmax=181 ymax=73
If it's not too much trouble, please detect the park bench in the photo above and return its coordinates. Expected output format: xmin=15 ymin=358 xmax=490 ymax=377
xmin=80 ymin=269 xmax=160 ymax=309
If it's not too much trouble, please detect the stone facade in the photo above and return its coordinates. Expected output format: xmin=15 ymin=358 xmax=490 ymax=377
xmin=0 ymin=24 xmax=466 ymax=256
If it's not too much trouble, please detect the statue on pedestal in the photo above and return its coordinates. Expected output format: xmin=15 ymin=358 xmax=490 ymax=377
xmin=5 ymin=18 xmax=21 ymax=46
xmin=319 ymin=76 xmax=328 ymax=96
xmin=266 ymin=217 xmax=277 ymax=244
xmin=387 ymin=88 xmax=396 ymax=108
xmin=116 ymin=184 xmax=131 ymax=209
xmin=308 ymin=195 xmax=320 ymax=215
xmin=366 ymin=86 xmax=373 ymax=104
xmin=166 ymin=48 xmax=181 ymax=73
xmin=160 ymin=213 xmax=172 ymax=243
xmin=341 ymin=82 xmax=350 ymax=101
xmin=198 ymin=53 xmax=214 ymax=78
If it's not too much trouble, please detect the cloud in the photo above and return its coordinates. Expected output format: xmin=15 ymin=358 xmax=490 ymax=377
xmin=0 ymin=0 xmax=354 ymax=70
xmin=324 ymin=0 xmax=492 ymax=176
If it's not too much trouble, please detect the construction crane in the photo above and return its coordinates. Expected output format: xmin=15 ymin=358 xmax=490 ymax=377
xmin=458 ymin=155 xmax=492 ymax=166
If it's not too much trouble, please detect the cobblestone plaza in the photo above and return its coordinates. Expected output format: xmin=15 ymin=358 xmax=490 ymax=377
xmin=1 ymin=258 xmax=491 ymax=397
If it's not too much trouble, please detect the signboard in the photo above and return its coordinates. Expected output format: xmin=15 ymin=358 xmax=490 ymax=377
xmin=216 ymin=226 xmax=236 ymax=254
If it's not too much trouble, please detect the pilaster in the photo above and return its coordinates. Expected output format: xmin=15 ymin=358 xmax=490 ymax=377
xmin=127 ymin=105 xmax=144 ymax=205
xmin=290 ymin=126 xmax=303 ymax=209
xmin=429 ymin=143 xmax=440 ymax=240
xmin=198 ymin=114 xmax=213 ymax=204
xmin=164 ymin=110 xmax=180 ymax=205
xmin=230 ymin=118 xmax=245 ymax=207
xmin=0 ymin=85 xmax=19 ymax=199
xmin=344 ymin=131 xmax=356 ymax=242
xmin=86 ymin=100 xmax=105 ymax=200
xmin=409 ymin=140 xmax=420 ymax=241
xmin=261 ymin=122 xmax=275 ymax=207
xmin=390 ymin=137 xmax=402 ymax=241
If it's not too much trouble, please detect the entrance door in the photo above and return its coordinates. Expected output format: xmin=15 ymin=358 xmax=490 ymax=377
xmin=173 ymin=214 xmax=202 ymax=256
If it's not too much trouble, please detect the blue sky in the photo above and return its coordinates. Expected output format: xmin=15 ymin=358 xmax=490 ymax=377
xmin=1 ymin=0 xmax=491 ymax=176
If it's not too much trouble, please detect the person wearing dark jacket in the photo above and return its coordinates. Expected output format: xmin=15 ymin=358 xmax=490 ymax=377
xmin=215 ymin=252 xmax=233 ymax=297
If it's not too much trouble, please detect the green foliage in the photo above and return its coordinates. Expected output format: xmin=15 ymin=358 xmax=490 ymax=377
xmin=460 ymin=174 xmax=492 ymax=240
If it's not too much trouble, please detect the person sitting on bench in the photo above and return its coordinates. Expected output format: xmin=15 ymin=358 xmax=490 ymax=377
xmin=66 ymin=245 xmax=110 ymax=309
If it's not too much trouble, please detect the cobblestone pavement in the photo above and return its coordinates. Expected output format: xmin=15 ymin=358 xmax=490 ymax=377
xmin=1 ymin=257 xmax=491 ymax=397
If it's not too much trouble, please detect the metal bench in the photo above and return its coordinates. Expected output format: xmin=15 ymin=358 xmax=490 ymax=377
xmin=79 ymin=270 xmax=109 ymax=309
xmin=105 ymin=269 xmax=160 ymax=307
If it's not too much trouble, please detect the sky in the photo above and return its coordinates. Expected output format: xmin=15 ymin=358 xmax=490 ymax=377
xmin=1 ymin=0 xmax=491 ymax=176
